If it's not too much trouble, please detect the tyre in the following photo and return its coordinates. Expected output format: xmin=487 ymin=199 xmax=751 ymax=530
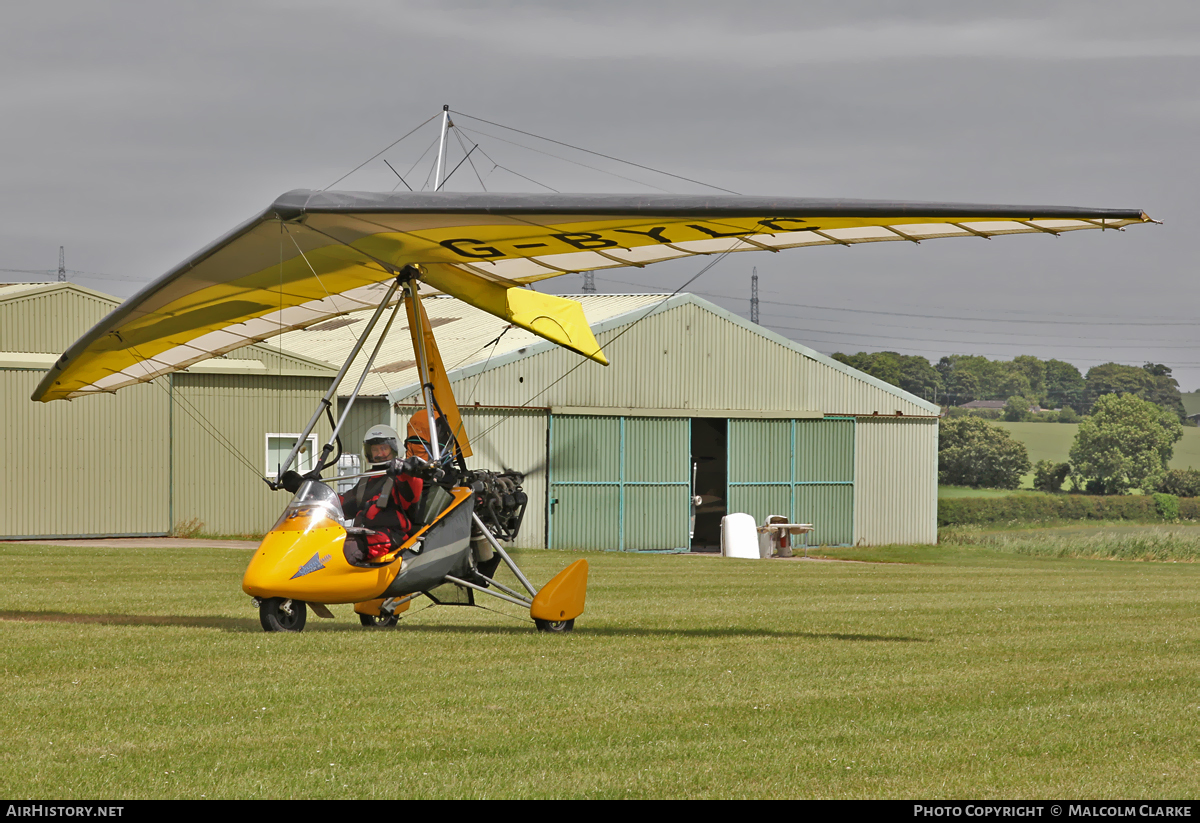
xmin=358 ymin=613 xmax=399 ymax=628
xmin=534 ymin=618 xmax=574 ymax=633
xmin=259 ymin=597 xmax=307 ymax=632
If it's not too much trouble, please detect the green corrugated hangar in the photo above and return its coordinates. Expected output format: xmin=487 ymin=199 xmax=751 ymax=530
xmin=3 ymin=284 xmax=937 ymax=548
xmin=1 ymin=283 xmax=335 ymax=539
xmin=274 ymin=291 xmax=940 ymax=551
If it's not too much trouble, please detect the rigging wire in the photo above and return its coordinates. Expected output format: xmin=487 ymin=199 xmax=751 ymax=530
xmin=488 ymin=162 xmax=560 ymax=192
xmin=383 ymin=160 xmax=412 ymax=192
xmin=452 ymin=110 xmax=741 ymax=195
xmin=436 ymin=142 xmax=480 ymax=191
xmin=454 ymin=123 xmax=673 ymax=193
xmin=324 ymin=112 xmax=440 ymax=190
xmin=469 ymin=600 xmax=533 ymax=625
xmin=277 ymin=224 xmax=285 ymax=454
xmin=113 ymin=298 xmax=280 ymax=479
xmin=418 ymin=150 xmax=438 ymax=192
xmin=452 ymin=127 xmax=488 ymax=191
xmin=280 ymin=223 xmax=401 ymax=403
xmin=164 ymin=380 xmax=266 ymax=477
xmin=403 ymin=134 xmax=443 ymax=185
xmin=461 ymin=325 xmax=511 ymax=408
xmin=128 ymin=359 xmax=265 ymax=479
xmin=447 ymin=127 xmax=559 ymax=191
xmin=468 ymin=250 xmax=736 ymax=447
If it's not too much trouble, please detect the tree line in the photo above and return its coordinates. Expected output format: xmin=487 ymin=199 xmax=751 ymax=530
xmin=831 ymin=351 xmax=1188 ymax=421
xmin=939 ymin=393 xmax=1200 ymax=497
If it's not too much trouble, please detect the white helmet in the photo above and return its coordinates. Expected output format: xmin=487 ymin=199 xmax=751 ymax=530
xmin=363 ymin=424 xmax=401 ymax=466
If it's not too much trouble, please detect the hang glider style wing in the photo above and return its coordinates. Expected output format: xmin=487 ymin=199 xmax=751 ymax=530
xmin=33 ymin=191 xmax=1153 ymax=402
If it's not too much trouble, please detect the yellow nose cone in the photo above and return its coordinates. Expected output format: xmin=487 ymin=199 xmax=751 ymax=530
xmin=242 ymin=518 xmax=393 ymax=604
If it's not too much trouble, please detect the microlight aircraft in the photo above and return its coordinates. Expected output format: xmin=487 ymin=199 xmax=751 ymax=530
xmin=32 ymin=114 xmax=1155 ymax=632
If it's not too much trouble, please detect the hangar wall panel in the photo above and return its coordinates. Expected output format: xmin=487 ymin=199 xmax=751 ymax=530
xmin=548 ymin=415 xmax=620 ymax=551
xmin=1 ymin=369 xmax=170 ymax=538
xmin=172 ymin=374 xmax=331 ymax=536
xmin=550 ymin=485 xmax=620 ymax=551
xmin=853 ymin=417 xmax=938 ymax=545
xmin=548 ymin=415 xmax=689 ymax=551
xmin=623 ymin=417 xmax=690 ymax=550
xmin=728 ymin=418 xmax=855 ymax=547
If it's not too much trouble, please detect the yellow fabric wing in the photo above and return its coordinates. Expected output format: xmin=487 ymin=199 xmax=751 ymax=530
xmin=33 ymin=190 xmax=1153 ymax=402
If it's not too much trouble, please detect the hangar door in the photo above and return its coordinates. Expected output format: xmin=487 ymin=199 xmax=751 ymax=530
xmin=727 ymin=417 xmax=855 ymax=546
xmin=548 ymin=414 xmax=690 ymax=551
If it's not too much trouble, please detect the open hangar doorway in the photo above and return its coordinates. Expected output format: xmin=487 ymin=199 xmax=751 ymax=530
xmin=690 ymin=417 xmax=727 ymax=551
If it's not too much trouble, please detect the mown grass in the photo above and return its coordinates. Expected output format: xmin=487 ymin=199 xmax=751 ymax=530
xmin=1 ymin=542 xmax=1197 ymax=799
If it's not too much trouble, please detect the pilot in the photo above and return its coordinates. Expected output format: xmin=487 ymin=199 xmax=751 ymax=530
xmin=279 ymin=424 xmax=423 ymax=562
xmin=341 ymin=424 xmax=425 ymax=561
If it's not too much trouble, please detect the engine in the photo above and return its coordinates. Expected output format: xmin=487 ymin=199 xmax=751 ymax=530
xmin=463 ymin=469 xmax=528 ymax=542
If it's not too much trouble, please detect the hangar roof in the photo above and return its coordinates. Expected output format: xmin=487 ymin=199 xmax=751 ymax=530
xmin=273 ymin=292 xmax=939 ymax=415
xmin=0 ymin=282 xmax=335 ymax=378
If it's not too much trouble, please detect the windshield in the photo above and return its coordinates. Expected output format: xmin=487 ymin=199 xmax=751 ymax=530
xmin=268 ymin=479 xmax=345 ymax=533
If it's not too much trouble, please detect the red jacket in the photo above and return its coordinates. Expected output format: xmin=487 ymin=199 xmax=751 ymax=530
xmin=340 ymin=472 xmax=423 ymax=558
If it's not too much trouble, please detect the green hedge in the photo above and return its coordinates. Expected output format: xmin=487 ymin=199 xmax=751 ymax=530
xmin=938 ymin=494 xmax=1200 ymax=526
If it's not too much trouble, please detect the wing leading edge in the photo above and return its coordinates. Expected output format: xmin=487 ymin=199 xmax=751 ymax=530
xmin=32 ymin=191 xmax=1153 ymax=402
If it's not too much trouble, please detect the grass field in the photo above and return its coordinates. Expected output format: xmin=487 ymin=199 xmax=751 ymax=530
xmin=993 ymin=422 xmax=1200 ymax=486
xmin=2 ymin=540 xmax=1198 ymax=799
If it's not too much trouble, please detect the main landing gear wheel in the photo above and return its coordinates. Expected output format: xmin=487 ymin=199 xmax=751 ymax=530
xmin=259 ymin=597 xmax=307 ymax=633
xmin=358 ymin=613 xmax=399 ymax=628
xmin=535 ymin=618 xmax=575 ymax=633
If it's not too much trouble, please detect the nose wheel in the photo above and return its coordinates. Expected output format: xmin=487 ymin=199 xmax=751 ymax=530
xmin=534 ymin=618 xmax=575 ymax=633
xmin=259 ymin=597 xmax=307 ymax=632
xmin=358 ymin=613 xmax=399 ymax=628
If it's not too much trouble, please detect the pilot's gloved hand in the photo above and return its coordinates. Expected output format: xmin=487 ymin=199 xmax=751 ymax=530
xmin=387 ymin=457 xmax=422 ymax=477
xmin=279 ymin=470 xmax=304 ymax=493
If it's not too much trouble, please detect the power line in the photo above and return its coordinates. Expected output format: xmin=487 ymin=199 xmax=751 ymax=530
xmin=587 ymin=272 xmax=1200 ymax=330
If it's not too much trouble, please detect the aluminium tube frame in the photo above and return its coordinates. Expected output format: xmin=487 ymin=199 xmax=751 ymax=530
xmin=405 ymin=280 xmax=442 ymax=462
xmin=274 ymin=277 xmax=405 ymax=484
xmin=443 ymin=575 xmax=532 ymax=610
xmin=469 ymin=574 xmax=532 ymax=604
xmin=325 ymin=296 xmax=405 ymax=450
xmin=433 ymin=104 xmax=450 ymax=191
xmin=275 ymin=276 xmax=404 ymax=481
xmin=471 ymin=512 xmax=538 ymax=597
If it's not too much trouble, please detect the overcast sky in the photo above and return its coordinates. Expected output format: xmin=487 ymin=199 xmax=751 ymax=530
xmin=3 ymin=1 xmax=1198 ymax=392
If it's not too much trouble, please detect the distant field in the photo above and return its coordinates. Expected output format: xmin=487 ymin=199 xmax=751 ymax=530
xmin=938 ymin=486 xmax=1052 ymax=499
xmin=991 ymin=422 xmax=1200 ymax=488
xmin=1 ymin=541 xmax=1197 ymax=799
